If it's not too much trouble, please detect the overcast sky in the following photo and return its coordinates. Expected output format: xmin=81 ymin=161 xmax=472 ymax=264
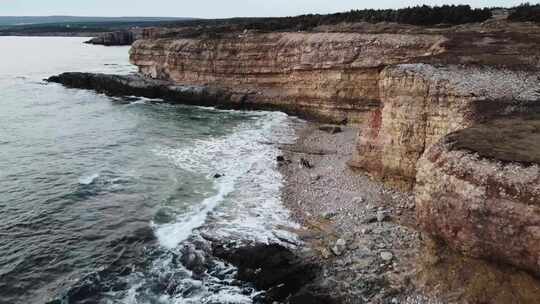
xmin=0 ymin=0 xmax=526 ymax=18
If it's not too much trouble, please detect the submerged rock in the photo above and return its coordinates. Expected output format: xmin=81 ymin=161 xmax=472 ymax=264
xmin=212 ymin=243 xmax=336 ymax=303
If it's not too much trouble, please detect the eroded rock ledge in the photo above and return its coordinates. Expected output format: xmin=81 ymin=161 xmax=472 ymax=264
xmin=416 ymin=116 xmax=540 ymax=275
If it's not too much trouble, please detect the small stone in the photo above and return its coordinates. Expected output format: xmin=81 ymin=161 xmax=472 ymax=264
xmin=299 ymin=158 xmax=313 ymax=169
xmin=362 ymin=216 xmax=378 ymax=224
xmin=347 ymin=237 xmax=359 ymax=250
xmin=213 ymin=173 xmax=224 ymax=179
xmin=391 ymin=298 xmax=399 ymax=304
xmin=380 ymin=251 xmax=393 ymax=261
xmin=377 ymin=211 xmax=389 ymax=222
xmin=321 ymin=247 xmax=332 ymax=259
xmin=361 ymin=228 xmax=372 ymax=234
xmin=332 ymin=238 xmax=347 ymax=256
xmin=352 ymin=196 xmax=365 ymax=204
xmin=276 ymin=155 xmax=285 ymax=162
xmin=322 ymin=211 xmax=338 ymax=220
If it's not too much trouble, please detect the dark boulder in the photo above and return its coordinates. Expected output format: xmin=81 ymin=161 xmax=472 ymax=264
xmin=212 ymin=243 xmax=335 ymax=303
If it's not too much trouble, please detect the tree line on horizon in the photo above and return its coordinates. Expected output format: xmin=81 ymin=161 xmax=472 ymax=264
xmin=508 ymin=3 xmax=540 ymax=23
xmin=303 ymin=5 xmax=493 ymax=27
xmin=165 ymin=5 xmax=494 ymax=35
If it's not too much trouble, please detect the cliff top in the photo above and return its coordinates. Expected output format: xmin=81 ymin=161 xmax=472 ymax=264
xmin=445 ymin=116 xmax=540 ymax=166
xmin=390 ymin=64 xmax=540 ymax=101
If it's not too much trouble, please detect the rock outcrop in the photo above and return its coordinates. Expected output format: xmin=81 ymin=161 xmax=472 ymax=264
xmin=129 ymin=30 xmax=540 ymax=189
xmin=51 ymin=22 xmax=540 ymax=292
xmin=85 ymin=30 xmax=141 ymax=46
xmin=350 ymin=64 xmax=540 ymax=190
xmin=130 ymin=32 xmax=446 ymax=123
xmin=416 ymin=116 xmax=540 ymax=275
xmin=46 ymin=72 xmax=247 ymax=108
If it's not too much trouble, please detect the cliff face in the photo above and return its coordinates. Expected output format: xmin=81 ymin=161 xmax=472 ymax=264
xmin=85 ymin=30 xmax=141 ymax=46
xmin=130 ymin=32 xmax=445 ymax=123
xmin=416 ymin=117 xmax=540 ymax=275
xmin=130 ymin=32 xmax=540 ymax=189
xmin=350 ymin=64 xmax=540 ymax=190
xmin=55 ymin=24 xmax=540 ymax=278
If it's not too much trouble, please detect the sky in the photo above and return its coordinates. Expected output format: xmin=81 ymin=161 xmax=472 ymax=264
xmin=0 ymin=0 xmax=527 ymax=18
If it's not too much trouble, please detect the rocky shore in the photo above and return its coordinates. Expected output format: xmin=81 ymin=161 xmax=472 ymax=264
xmin=277 ymin=122 xmax=422 ymax=303
xmin=279 ymin=122 xmax=540 ymax=303
xmin=48 ymin=17 xmax=540 ymax=303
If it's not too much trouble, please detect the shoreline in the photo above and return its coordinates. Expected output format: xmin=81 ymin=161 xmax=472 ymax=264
xmin=277 ymin=121 xmax=424 ymax=303
xmin=278 ymin=121 xmax=540 ymax=304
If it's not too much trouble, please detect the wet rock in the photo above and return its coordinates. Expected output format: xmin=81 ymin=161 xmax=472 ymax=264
xmin=288 ymin=288 xmax=338 ymax=304
xmin=276 ymin=155 xmax=285 ymax=162
xmin=180 ymin=244 xmax=207 ymax=275
xmin=213 ymin=173 xmax=224 ymax=179
xmin=212 ymin=243 xmax=321 ymax=302
xmin=46 ymin=72 xmax=242 ymax=108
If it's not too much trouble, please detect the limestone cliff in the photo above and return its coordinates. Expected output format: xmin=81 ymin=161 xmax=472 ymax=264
xmin=130 ymin=32 xmax=445 ymax=123
xmin=416 ymin=117 xmax=540 ymax=275
xmin=350 ymin=64 xmax=540 ymax=190
xmin=129 ymin=30 xmax=540 ymax=190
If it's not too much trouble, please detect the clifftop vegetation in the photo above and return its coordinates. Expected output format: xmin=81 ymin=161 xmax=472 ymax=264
xmin=509 ymin=3 xmax=540 ymax=23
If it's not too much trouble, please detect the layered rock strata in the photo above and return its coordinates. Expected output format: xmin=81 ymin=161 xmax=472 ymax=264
xmin=129 ymin=32 xmax=540 ymax=189
xmin=416 ymin=116 xmax=540 ymax=275
xmin=130 ymin=32 xmax=446 ymax=123
xmin=350 ymin=64 xmax=540 ymax=190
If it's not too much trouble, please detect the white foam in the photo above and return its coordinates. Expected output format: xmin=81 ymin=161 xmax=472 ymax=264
xmin=153 ymin=175 xmax=235 ymax=249
xmin=152 ymin=111 xmax=300 ymax=249
xmin=78 ymin=173 xmax=99 ymax=185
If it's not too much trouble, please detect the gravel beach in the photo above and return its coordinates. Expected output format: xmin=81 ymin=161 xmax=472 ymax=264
xmin=277 ymin=121 xmax=540 ymax=304
xmin=278 ymin=121 xmax=429 ymax=303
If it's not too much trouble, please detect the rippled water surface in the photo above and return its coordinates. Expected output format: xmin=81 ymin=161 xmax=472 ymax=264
xmin=0 ymin=37 xmax=298 ymax=304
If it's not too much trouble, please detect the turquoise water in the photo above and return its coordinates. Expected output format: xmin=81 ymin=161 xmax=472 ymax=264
xmin=0 ymin=37 xmax=298 ymax=304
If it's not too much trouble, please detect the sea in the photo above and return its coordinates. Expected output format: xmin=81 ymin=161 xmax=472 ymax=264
xmin=0 ymin=37 xmax=300 ymax=304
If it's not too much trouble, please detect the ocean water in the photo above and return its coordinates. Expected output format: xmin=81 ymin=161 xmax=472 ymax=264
xmin=0 ymin=37 xmax=299 ymax=304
